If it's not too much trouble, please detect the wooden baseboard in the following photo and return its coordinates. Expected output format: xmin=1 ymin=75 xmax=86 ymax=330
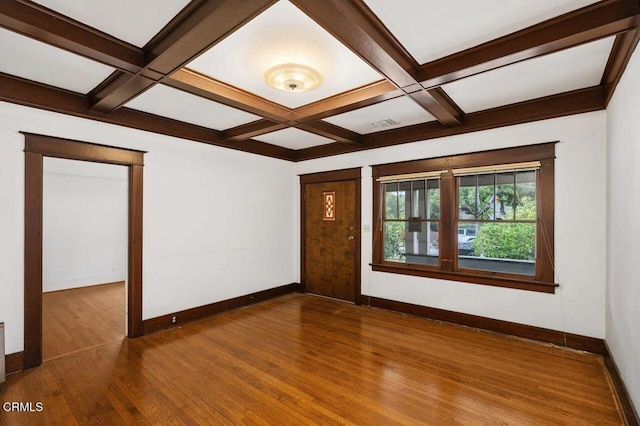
xmin=143 ymin=283 xmax=300 ymax=335
xmin=5 ymin=351 xmax=24 ymax=375
xmin=364 ymin=296 xmax=606 ymax=354
xmin=603 ymin=342 xmax=640 ymax=426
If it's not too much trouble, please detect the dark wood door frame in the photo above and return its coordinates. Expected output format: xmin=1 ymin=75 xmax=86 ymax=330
xmin=299 ymin=167 xmax=362 ymax=304
xmin=23 ymin=132 xmax=145 ymax=370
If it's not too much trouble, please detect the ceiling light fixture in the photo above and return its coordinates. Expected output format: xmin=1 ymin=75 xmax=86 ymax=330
xmin=264 ymin=63 xmax=322 ymax=93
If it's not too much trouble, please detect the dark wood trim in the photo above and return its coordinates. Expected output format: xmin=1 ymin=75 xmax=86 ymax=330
xmin=291 ymin=0 xmax=417 ymax=86
xmin=371 ymin=264 xmax=557 ymax=294
xmin=366 ymin=296 xmax=606 ymax=354
xmin=4 ymin=351 xmax=24 ymax=375
xmin=24 ymin=151 xmax=43 ymax=369
xmin=408 ymin=87 xmax=464 ymax=126
xmin=23 ymin=133 xmax=145 ymax=369
xmin=354 ymin=176 xmax=363 ymax=305
xmin=290 ymin=0 xmax=464 ymax=126
xmin=294 ymin=86 xmax=603 ymax=161
xmin=603 ymin=342 xmax=640 ymax=426
xmin=602 ymin=26 xmax=640 ymax=106
xmin=142 ymin=283 xmax=299 ymax=334
xmin=372 ymin=142 xmax=557 ymax=177
xmin=299 ymin=168 xmax=362 ymax=304
xmin=90 ymin=0 xmax=277 ymax=112
xmin=299 ymin=182 xmax=307 ymax=294
xmin=291 ymin=81 xmax=402 ymax=123
xmin=167 ymin=69 xmax=293 ymax=122
xmin=299 ymin=167 xmax=362 ymax=184
xmin=128 ymin=165 xmax=144 ymax=338
xmin=418 ymin=0 xmax=640 ymax=88
xmin=22 ymin=132 xmax=145 ymax=165
xmin=223 ymin=119 xmax=289 ymax=141
xmin=296 ymin=121 xmax=362 ymax=144
xmin=0 ymin=73 xmax=295 ymax=161
xmin=0 ymin=0 xmax=144 ymax=73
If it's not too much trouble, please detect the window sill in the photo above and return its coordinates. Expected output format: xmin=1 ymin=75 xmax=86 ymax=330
xmin=371 ymin=263 xmax=558 ymax=294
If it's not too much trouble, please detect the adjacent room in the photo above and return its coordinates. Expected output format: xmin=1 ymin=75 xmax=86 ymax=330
xmin=0 ymin=0 xmax=638 ymax=424
xmin=42 ymin=158 xmax=128 ymax=361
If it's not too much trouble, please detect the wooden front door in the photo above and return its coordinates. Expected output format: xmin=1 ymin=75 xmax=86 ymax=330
xmin=302 ymin=170 xmax=360 ymax=303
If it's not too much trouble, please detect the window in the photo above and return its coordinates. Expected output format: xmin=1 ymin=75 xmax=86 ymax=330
xmin=381 ymin=177 xmax=440 ymax=266
xmin=372 ymin=143 xmax=556 ymax=293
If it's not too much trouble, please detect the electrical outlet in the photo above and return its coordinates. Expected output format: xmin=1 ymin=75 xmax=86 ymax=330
xmin=171 ymin=315 xmax=177 ymax=324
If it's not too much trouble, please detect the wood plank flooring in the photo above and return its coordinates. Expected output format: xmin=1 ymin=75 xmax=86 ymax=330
xmin=42 ymin=282 xmax=125 ymax=361
xmin=2 ymin=293 xmax=622 ymax=424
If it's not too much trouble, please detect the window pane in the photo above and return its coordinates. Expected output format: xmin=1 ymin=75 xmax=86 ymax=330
xmin=496 ymin=172 xmax=515 ymax=220
xmin=411 ymin=180 xmax=425 ymax=219
xmin=427 ymin=179 xmax=440 ymax=220
xmin=458 ymin=175 xmax=476 ymax=219
xmin=458 ymin=222 xmax=535 ymax=276
xmin=477 ymin=174 xmax=495 ymax=220
xmin=384 ymin=221 xmax=438 ymax=266
xmin=516 ymin=171 xmax=536 ymax=220
xmin=397 ymin=182 xmax=408 ymax=220
xmin=385 ymin=183 xmax=398 ymax=220
xmin=384 ymin=221 xmax=405 ymax=262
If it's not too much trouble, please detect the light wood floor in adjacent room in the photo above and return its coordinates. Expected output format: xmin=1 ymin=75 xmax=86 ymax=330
xmin=42 ymin=281 xmax=125 ymax=361
xmin=3 ymin=293 xmax=622 ymax=424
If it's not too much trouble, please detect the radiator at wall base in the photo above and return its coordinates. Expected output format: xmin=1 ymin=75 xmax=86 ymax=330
xmin=1 ymin=322 xmax=5 ymax=386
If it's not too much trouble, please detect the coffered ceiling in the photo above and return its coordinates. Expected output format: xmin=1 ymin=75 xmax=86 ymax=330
xmin=0 ymin=0 xmax=638 ymax=161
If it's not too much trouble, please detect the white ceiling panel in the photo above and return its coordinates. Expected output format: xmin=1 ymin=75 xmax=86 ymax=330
xmin=324 ymin=97 xmax=436 ymax=134
xmin=187 ymin=0 xmax=382 ymax=108
xmin=32 ymin=0 xmax=190 ymax=47
xmin=442 ymin=37 xmax=615 ymax=114
xmin=364 ymin=0 xmax=601 ymax=64
xmin=0 ymin=28 xmax=115 ymax=94
xmin=253 ymin=128 xmax=334 ymax=150
xmin=126 ymin=84 xmax=260 ymax=130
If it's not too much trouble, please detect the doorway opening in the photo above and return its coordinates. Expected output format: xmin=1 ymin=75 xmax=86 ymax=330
xmin=42 ymin=158 xmax=128 ymax=361
xmin=23 ymin=133 xmax=145 ymax=370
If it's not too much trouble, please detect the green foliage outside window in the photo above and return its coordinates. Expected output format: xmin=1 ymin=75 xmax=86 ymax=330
xmin=471 ymin=196 xmax=536 ymax=260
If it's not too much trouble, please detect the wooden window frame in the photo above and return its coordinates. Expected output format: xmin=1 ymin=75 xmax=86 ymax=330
xmin=372 ymin=143 xmax=557 ymax=294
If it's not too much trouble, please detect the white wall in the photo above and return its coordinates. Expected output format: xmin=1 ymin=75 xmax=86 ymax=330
xmin=296 ymin=112 xmax=607 ymax=338
xmin=43 ymin=158 xmax=128 ymax=292
xmin=0 ymin=101 xmax=296 ymax=355
xmin=605 ymin=45 xmax=640 ymax=410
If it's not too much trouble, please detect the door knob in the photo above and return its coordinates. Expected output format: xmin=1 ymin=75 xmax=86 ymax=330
xmin=348 ymin=235 xmax=355 ymax=240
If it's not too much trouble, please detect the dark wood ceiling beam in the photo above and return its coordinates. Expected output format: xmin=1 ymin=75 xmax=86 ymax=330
xmin=0 ymin=0 xmax=144 ymax=74
xmin=0 ymin=72 xmax=295 ymax=161
xmin=418 ymin=0 xmax=640 ymax=88
xmin=90 ymin=0 xmax=277 ymax=113
xmin=291 ymin=80 xmax=402 ymax=122
xmin=296 ymin=121 xmax=362 ymax=144
xmin=409 ymin=87 xmax=464 ymax=127
xmin=293 ymin=86 xmax=605 ymax=161
xmin=601 ymin=25 xmax=640 ymax=106
xmin=290 ymin=0 xmax=463 ymax=126
xmin=222 ymin=119 xmax=289 ymax=141
xmin=167 ymin=68 xmax=292 ymax=122
xmin=290 ymin=0 xmax=417 ymax=86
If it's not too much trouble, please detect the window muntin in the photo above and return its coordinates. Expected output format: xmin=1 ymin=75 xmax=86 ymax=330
xmin=371 ymin=143 xmax=556 ymax=293
xmin=382 ymin=178 xmax=440 ymax=266
xmin=456 ymin=170 xmax=537 ymax=276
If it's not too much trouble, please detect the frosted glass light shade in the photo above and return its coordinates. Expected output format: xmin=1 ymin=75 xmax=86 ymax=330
xmin=264 ymin=63 xmax=322 ymax=93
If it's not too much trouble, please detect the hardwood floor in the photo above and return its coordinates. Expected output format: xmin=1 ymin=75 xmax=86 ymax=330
xmin=42 ymin=282 xmax=125 ymax=361
xmin=3 ymin=293 xmax=622 ymax=424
